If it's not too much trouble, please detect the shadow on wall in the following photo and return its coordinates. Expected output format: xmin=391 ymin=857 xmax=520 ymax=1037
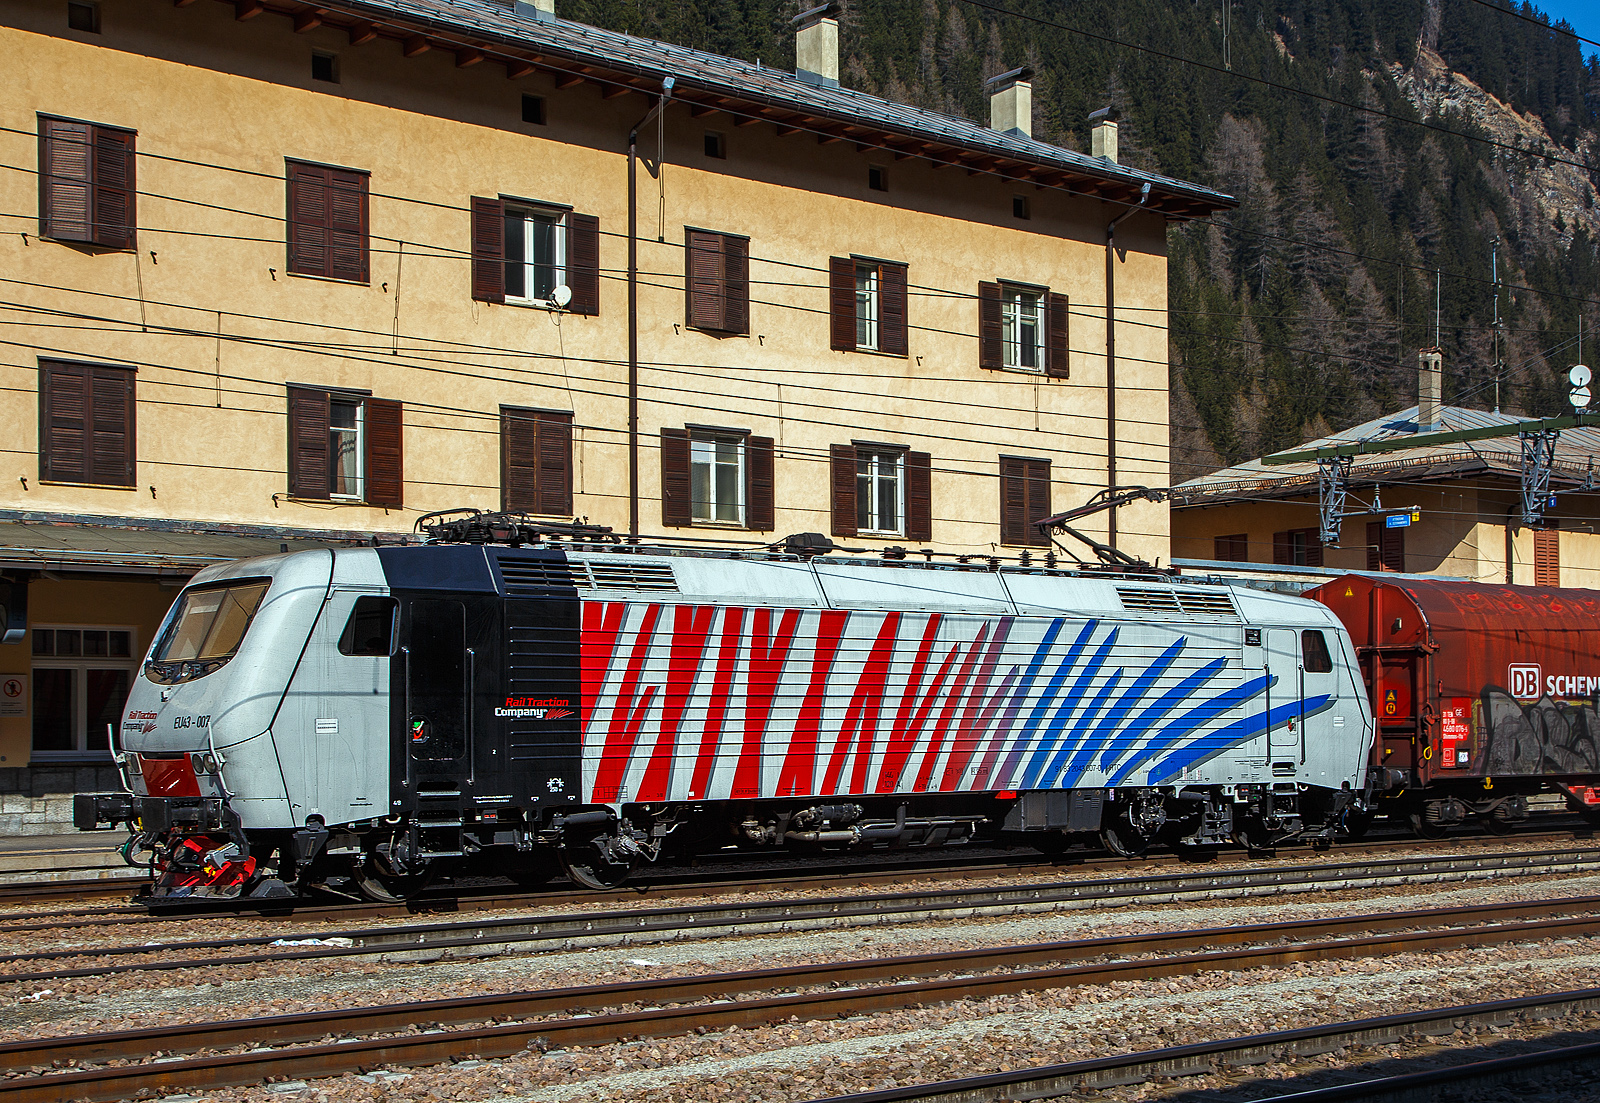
xmin=1477 ymin=689 xmax=1600 ymax=774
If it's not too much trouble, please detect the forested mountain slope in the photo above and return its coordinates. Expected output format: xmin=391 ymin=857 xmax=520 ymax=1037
xmin=565 ymin=0 xmax=1600 ymax=480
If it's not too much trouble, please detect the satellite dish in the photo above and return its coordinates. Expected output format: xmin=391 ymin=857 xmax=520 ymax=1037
xmin=1572 ymin=386 xmax=1592 ymax=409
xmin=549 ymin=284 xmax=572 ymax=309
xmin=1571 ymin=364 xmax=1592 ymax=387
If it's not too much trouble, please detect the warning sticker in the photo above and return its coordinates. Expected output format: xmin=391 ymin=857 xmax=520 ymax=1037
xmin=1440 ymin=697 xmax=1471 ymax=768
xmin=1383 ymin=689 xmax=1398 ymax=716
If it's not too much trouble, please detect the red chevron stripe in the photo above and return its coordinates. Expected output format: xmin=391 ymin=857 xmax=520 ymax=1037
xmin=687 ymin=607 xmax=744 ymax=800
xmin=590 ymin=603 xmax=661 ymax=803
xmin=823 ymin=611 xmax=901 ymax=795
xmin=912 ymin=624 xmax=989 ymax=792
xmin=874 ymin=616 xmax=952 ymax=793
xmin=776 ymin=609 xmax=850 ymax=797
xmin=636 ymin=604 xmax=716 ymax=803
xmin=938 ymin=619 xmax=1015 ymax=790
xmin=579 ymin=601 xmax=628 ymax=732
xmin=732 ymin=607 xmax=802 ymax=798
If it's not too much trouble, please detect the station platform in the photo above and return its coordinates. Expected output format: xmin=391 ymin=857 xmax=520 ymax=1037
xmin=0 ymin=831 xmax=146 ymax=884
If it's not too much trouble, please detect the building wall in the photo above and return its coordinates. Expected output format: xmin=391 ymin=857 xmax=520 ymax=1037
xmin=1172 ymin=482 xmax=1600 ymax=588
xmin=1 ymin=3 xmax=1172 ymax=559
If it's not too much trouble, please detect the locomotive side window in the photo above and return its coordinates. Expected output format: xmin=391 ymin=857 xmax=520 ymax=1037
xmin=338 ymin=596 xmax=397 ymax=657
xmin=155 ymin=581 xmax=270 ymax=663
xmin=1301 ymin=629 xmax=1334 ymax=673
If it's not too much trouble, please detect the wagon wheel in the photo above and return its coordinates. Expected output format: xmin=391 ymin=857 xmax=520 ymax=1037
xmin=560 ymin=840 xmax=635 ymax=890
xmin=1408 ymin=811 xmax=1449 ymax=840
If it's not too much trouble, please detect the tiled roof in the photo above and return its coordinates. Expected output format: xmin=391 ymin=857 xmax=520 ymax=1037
xmin=324 ymin=0 xmax=1235 ymax=215
xmin=1173 ymin=405 xmax=1600 ymax=504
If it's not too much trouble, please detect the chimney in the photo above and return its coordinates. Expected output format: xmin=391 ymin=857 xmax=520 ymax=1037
xmin=1089 ymin=106 xmax=1118 ymax=162
xmin=1417 ymin=347 xmax=1443 ymax=431
xmin=793 ymin=3 xmax=840 ymax=88
xmin=513 ymin=0 xmax=555 ymax=20
xmin=985 ymin=67 xmax=1033 ymax=139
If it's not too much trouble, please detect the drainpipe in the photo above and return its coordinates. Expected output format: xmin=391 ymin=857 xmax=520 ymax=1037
xmin=1505 ymin=502 xmax=1517 ymax=585
xmin=627 ymin=77 xmax=675 ymax=541
xmin=1104 ymin=181 xmax=1151 ymax=550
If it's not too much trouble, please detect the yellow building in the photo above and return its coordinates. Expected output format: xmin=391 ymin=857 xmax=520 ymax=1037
xmin=0 ymin=0 xmax=1231 ymax=824
xmin=1170 ymin=401 xmax=1600 ymax=589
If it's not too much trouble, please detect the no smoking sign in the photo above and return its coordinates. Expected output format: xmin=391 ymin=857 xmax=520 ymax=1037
xmin=0 ymin=675 xmax=26 ymax=718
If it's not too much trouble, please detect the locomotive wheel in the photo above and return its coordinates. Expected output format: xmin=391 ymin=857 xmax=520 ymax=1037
xmin=352 ymin=854 xmax=430 ymax=903
xmin=560 ymin=841 xmax=635 ymax=890
xmin=1100 ymin=819 xmax=1149 ymax=858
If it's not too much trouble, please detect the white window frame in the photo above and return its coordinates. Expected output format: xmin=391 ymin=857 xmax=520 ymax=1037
xmin=30 ymin=623 xmax=140 ymax=760
xmin=689 ymin=433 xmax=746 ymax=526
xmin=328 ymin=396 xmax=364 ymax=501
xmin=855 ymin=263 xmax=880 ymax=351
xmin=1001 ymin=286 xmax=1045 ymax=373
xmin=504 ymin=203 xmax=568 ymax=308
xmin=856 ymin=448 xmax=905 ymax=535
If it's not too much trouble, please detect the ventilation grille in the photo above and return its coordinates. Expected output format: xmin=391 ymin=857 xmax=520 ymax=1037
xmin=1175 ymin=591 xmax=1238 ymax=618
xmin=1116 ymin=586 xmax=1238 ymax=619
xmin=576 ymin=561 xmax=679 ymax=592
xmin=496 ymin=557 xmax=577 ymax=595
xmin=1116 ymin=587 xmax=1183 ymax=613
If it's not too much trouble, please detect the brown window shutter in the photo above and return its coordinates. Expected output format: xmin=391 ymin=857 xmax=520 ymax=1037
xmin=364 ymin=397 xmax=403 ymax=507
xmin=501 ymin=409 xmax=539 ymax=512
xmin=1383 ymin=527 xmax=1404 ymax=572
xmin=470 ymin=196 xmax=505 ymax=304
xmin=829 ymin=443 xmax=857 ymax=537
xmin=978 ymin=281 xmax=1002 ymax=369
xmin=999 ymin=456 xmax=1025 ymax=545
xmin=536 ymin=411 xmax=573 ymax=515
xmin=829 ymin=257 xmax=855 ymax=351
xmin=39 ymin=118 xmax=92 ymax=243
xmin=686 ymin=231 xmax=722 ymax=330
xmin=89 ymin=366 xmax=135 ymax=486
xmin=723 ymin=235 xmax=750 ymax=335
xmin=1025 ymin=459 xmax=1051 ymax=545
xmin=746 ymin=434 xmax=775 ymax=531
xmin=1535 ymin=527 xmax=1560 ymax=587
xmin=566 ymin=213 xmax=600 ymax=315
xmin=39 ymin=362 xmax=88 ymax=484
xmin=90 ymin=127 xmax=135 ymax=249
xmin=287 ymin=386 xmax=331 ymax=499
xmin=660 ymin=428 xmax=691 ymax=526
xmin=905 ymin=450 xmax=932 ymax=543
xmin=1214 ymin=534 xmax=1248 ymax=562
xmin=1305 ymin=533 xmax=1324 ymax=568
xmin=286 ymin=162 xmax=331 ymax=278
xmin=327 ymin=168 xmax=369 ymax=283
xmin=881 ymin=262 xmax=908 ymax=357
xmin=1045 ymin=291 xmax=1069 ymax=378
xmin=1278 ymin=531 xmax=1295 ymax=566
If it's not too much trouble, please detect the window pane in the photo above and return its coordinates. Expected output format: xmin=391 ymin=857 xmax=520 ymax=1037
xmin=83 ymin=629 xmax=108 ymax=657
xmin=32 ymin=669 xmax=74 ymax=752
xmin=339 ymin=596 xmax=398 ymax=656
xmin=690 ymin=456 xmax=711 ymax=520
xmin=714 ymin=461 xmax=740 ymax=522
xmin=155 ymin=581 xmax=270 ymax=663
xmin=56 ymin=629 xmax=81 ymax=657
xmin=108 ymin=630 xmax=131 ymax=658
xmin=532 ymin=215 xmax=557 ymax=299
xmin=330 ymin=400 xmax=361 ymax=498
xmin=32 ymin=629 xmax=52 ymax=657
xmin=855 ymin=265 xmax=878 ymax=350
xmin=86 ymin=668 xmax=128 ymax=750
xmin=1301 ymin=630 xmax=1334 ymax=674
xmin=877 ymin=471 xmax=899 ymax=532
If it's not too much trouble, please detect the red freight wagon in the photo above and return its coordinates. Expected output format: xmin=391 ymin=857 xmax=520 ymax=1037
xmin=1306 ymin=574 xmax=1600 ymax=835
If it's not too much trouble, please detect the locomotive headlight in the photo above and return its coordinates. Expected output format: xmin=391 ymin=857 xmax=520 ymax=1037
xmin=201 ymin=752 xmax=219 ymax=774
xmin=126 ymin=753 xmax=142 ymax=776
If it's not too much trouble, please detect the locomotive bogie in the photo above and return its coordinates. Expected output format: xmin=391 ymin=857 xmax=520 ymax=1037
xmin=79 ymin=543 xmax=1376 ymax=902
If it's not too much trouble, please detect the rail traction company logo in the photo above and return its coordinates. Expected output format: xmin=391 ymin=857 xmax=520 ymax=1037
xmin=122 ymin=710 xmax=159 ymax=734
xmin=1509 ymin=664 xmax=1542 ymax=701
xmin=495 ymin=696 xmax=574 ymax=720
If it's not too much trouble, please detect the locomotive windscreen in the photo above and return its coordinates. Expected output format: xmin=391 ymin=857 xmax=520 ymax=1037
xmin=151 ymin=580 xmax=270 ymax=669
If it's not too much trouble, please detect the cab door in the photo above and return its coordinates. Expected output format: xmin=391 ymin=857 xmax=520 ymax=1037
xmin=1265 ymin=629 xmax=1303 ymax=765
xmin=401 ymin=598 xmax=468 ymax=783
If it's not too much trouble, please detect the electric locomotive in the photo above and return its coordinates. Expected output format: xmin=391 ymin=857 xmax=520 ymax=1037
xmin=77 ymin=517 xmax=1375 ymax=902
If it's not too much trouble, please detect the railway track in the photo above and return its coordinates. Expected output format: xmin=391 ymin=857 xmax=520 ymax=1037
xmin=3 ymin=845 xmax=1599 ymax=986
xmin=3 ymin=896 xmax=1598 ymax=1102
xmin=797 ymin=987 xmax=1600 ymax=1103
xmin=0 ymin=829 xmax=1589 ymax=936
